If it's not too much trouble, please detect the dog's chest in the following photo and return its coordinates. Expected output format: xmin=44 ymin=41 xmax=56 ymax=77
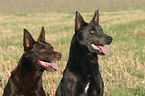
xmin=84 ymin=82 xmax=90 ymax=93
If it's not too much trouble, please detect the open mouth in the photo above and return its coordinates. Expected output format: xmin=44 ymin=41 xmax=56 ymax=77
xmin=91 ymin=44 xmax=110 ymax=55
xmin=39 ymin=60 xmax=60 ymax=72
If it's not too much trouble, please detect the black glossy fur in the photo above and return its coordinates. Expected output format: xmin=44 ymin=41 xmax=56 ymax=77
xmin=55 ymin=9 xmax=112 ymax=96
xmin=3 ymin=27 xmax=61 ymax=96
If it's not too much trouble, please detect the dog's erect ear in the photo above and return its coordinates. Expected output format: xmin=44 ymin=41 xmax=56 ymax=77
xmin=75 ymin=11 xmax=86 ymax=32
xmin=37 ymin=26 xmax=45 ymax=42
xmin=23 ymin=29 xmax=35 ymax=52
xmin=90 ymin=9 xmax=99 ymax=24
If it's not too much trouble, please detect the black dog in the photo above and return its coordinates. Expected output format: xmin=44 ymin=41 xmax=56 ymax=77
xmin=55 ymin=9 xmax=112 ymax=96
xmin=3 ymin=27 xmax=61 ymax=96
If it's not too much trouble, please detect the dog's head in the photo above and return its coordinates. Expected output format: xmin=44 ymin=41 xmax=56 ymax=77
xmin=75 ymin=9 xmax=113 ymax=55
xmin=23 ymin=26 xmax=61 ymax=71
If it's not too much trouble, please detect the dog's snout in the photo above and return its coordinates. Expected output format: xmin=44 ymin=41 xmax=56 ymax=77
xmin=107 ymin=36 xmax=113 ymax=44
xmin=108 ymin=36 xmax=113 ymax=41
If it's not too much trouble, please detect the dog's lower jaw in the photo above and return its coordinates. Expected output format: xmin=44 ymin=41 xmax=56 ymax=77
xmin=39 ymin=60 xmax=60 ymax=71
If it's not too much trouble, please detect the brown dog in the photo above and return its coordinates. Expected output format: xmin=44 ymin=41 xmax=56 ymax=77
xmin=3 ymin=27 xmax=61 ymax=96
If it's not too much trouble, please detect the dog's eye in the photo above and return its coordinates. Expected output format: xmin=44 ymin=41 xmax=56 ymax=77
xmin=40 ymin=49 xmax=46 ymax=52
xmin=90 ymin=31 xmax=95 ymax=34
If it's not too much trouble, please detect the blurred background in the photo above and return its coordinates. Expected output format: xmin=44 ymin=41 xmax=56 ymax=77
xmin=0 ymin=0 xmax=145 ymax=14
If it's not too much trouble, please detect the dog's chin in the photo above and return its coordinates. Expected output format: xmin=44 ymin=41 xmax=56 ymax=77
xmin=38 ymin=60 xmax=60 ymax=72
xmin=95 ymin=50 xmax=105 ymax=55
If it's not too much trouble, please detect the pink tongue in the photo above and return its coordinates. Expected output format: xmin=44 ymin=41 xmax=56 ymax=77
xmin=99 ymin=46 xmax=110 ymax=55
xmin=91 ymin=44 xmax=110 ymax=55
xmin=39 ymin=61 xmax=60 ymax=71
xmin=46 ymin=62 xmax=60 ymax=71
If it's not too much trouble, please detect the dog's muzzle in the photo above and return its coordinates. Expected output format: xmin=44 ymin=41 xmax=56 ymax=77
xmin=106 ymin=36 xmax=113 ymax=45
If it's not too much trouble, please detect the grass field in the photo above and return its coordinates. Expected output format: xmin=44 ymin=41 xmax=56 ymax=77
xmin=1 ymin=0 xmax=145 ymax=14
xmin=0 ymin=9 xmax=145 ymax=96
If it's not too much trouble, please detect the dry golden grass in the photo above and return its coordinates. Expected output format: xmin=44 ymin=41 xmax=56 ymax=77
xmin=0 ymin=10 xmax=145 ymax=96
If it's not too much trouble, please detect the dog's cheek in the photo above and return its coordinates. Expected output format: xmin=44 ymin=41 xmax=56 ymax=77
xmin=82 ymin=32 xmax=93 ymax=43
xmin=77 ymin=33 xmax=85 ymax=45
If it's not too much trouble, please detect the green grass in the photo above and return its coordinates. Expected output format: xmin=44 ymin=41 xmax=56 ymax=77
xmin=0 ymin=10 xmax=145 ymax=96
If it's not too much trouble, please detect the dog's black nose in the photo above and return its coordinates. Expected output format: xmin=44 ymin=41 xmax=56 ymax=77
xmin=107 ymin=36 xmax=113 ymax=44
xmin=57 ymin=53 xmax=62 ymax=57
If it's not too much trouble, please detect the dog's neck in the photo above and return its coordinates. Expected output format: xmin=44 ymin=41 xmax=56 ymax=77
xmin=10 ymin=54 xmax=43 ymax=91
xmin=67 ymin=35 xmax=100 ymax=76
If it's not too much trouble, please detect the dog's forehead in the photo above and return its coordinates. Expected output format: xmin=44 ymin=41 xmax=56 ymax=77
xmin=35 ymin=41 xmax=52 ymax=48
xmin=85 ymin=23 xmax=102 ymax=30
